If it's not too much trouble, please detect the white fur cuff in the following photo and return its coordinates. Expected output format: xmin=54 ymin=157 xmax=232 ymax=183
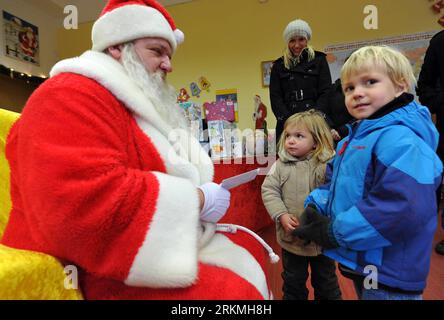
xmin=125 ymin=172 xmax=200 ymax=288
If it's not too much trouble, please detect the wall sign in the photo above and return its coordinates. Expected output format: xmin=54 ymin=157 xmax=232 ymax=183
xmin=3 ymin=10 xmax=40 ymax=65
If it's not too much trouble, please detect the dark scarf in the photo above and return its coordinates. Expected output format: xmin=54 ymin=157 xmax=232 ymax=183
xmin=368 ymin=92 xmax=414 ymax=120
xmin=289 ymin=47 xmax=311 ymax=68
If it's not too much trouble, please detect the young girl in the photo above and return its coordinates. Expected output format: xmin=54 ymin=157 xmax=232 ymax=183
xmin=261 ymin=109 xmax=342 ymax=300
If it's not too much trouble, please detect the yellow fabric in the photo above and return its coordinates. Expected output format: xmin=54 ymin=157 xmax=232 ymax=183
xmin=0 ymin=108 xmax=19 ymax=237
xmin=0 ymin=245 xmax=83 ymax=300
xmin=0 ymin=109 xmax=83 ymax=300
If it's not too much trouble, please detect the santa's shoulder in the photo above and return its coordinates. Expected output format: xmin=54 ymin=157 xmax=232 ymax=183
xmin=25 ymin=73 xmax=126 ymax=122
xmin=45 ymin=73 xmax=109 ymax=95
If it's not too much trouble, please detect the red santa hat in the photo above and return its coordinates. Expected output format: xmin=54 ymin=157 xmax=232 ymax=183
xmin=92 ymin=0 xmax=184 ymax=52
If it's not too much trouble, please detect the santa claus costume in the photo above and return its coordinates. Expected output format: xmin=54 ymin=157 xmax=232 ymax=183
xmin=2 ymin=0 xmax=274 ymax=299
xmin=19 ymin=27 xmax=38 ymax=59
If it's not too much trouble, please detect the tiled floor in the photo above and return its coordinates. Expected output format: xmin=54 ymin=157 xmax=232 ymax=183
xmin=259 ymin=210 xmax=444 ymax=300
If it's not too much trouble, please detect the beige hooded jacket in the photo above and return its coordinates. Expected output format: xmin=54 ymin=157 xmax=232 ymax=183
xmin=261 ymin=149 xmax=327 ymax=256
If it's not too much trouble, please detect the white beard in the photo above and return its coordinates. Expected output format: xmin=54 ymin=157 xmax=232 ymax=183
xmin=121 ymin=43 xmax=188 ymax=130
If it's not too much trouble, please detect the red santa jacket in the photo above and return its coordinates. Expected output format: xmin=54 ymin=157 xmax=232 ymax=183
xmin=2 ymin=51 xmax=272 ymax=299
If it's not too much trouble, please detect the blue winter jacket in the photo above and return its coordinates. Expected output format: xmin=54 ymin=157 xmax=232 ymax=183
xmin=306 ymin=97 xmax=443 ymax=291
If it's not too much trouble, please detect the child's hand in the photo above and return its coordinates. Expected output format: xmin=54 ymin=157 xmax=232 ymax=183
xmin=292 ymin=205 xmax=339 ymax=249
xmin=279 ymin=213 xmax=300 ymax=233
xmin=331 ymin=129 xmax=341 ymax=141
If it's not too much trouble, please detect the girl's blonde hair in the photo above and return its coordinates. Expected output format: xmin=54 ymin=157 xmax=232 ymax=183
xmin=278 ymin=109 xmax=335 ymax=163
xmin=340 ymin=45 xmax=416 ymax=91
xmin=283 ymin=45 xmax=316 ymax=69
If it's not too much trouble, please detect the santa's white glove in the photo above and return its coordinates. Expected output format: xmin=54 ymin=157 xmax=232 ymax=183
xmin=198 ymin=182 xmax=231 ymax=223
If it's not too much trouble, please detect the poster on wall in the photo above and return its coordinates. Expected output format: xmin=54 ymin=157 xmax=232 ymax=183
xmin=261 ymin=61 xmax=273 ymax=87
xmin=324 ymin=31 xmax=439 ymax=85
xmin=3 ymin=10 xmax=40 ymax=65
xmin=216 ymin=88 xmax=239 ymax=122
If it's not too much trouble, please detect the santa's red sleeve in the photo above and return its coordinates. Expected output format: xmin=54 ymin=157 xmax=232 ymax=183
xmin=4 ymin=74 xmax=201 ymax=288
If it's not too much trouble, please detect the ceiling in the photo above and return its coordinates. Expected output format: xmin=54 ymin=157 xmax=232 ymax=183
xmin=27 ymin=0 xmax=194 ymax=23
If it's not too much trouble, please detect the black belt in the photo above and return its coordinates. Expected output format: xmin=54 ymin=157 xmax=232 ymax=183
xmin=290 ymin=88 xmax=316 ymax=102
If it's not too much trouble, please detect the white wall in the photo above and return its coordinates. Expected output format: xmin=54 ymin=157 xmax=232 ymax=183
xmin=0 ymin=0 xmax=62 ymax=77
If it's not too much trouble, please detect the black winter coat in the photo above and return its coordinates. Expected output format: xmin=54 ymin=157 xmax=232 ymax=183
xmin=269 ymin=50 xmax=332 ymax=140
xmin=324 ymin=78 xmax=354 ymax=139
xmin=417 ymin=30 xmax=444 ymax=160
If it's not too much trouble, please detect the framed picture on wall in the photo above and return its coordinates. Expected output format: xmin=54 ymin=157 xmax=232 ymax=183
xmin=261 ymin=60 xmax=274 ymax=87
xmin=3 ymin=10 xmax=40 ymax=65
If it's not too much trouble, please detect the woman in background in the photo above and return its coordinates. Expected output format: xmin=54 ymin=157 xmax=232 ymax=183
xmin=269 ymin=19 xmax=332 ymax=141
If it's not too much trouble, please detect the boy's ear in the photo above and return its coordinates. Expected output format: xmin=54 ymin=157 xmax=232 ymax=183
xmin=395 ymin=79 xmax=409 ymax=96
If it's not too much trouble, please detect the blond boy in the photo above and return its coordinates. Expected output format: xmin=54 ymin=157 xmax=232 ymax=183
xmin=293 ymin=46 xmax=443 ymax=300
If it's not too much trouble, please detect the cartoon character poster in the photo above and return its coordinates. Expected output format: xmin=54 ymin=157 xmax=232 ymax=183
xmin=3 ymin=11 xmax=40 ymax=65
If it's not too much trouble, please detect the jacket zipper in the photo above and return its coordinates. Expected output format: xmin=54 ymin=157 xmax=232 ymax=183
xmin=327 ymin=122 xmax=362 ymax=216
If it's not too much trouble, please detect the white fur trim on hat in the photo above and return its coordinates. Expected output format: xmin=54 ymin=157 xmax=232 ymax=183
xmin=92 ymin=4 xmax=177 ymax=52
xmin=283 ymin=19 xmax=312 ymax=43
xmin=174 ymin=29 xmax=185 ymax=44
